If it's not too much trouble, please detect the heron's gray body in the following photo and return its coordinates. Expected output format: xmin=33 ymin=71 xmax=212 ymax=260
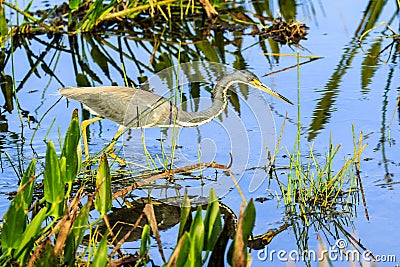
xmin=59 ymin=70 xmax=292 ymax=129
xmin=59 ymin=86 xmax=224 ymax=128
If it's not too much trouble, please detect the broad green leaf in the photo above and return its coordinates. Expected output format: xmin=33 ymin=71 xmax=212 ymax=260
xmin=90 ymin=0 xmax=104 ymax=21
xmin=178 ymin=193 xmax=192 ymax=240
xmin=0 ymin=6 xmax=8 ymax=37
xmin=20 ymin=158 xmax=36 ymax=210
xmin=241 ymin=199 xmax=256 ymax=243
xmin=61 ymin=109 xmax=81 ymax=184
xmin=252 ymin=0 xmax=272 ymax=17
xmin=189 ymin=207 xmax=204 ymax=264
xmin=91 ymin=230 xmax=109 ymax=267
xmin=69 ymin=0 xmax=80 ymax=10
xmin=79 ymin=0 xmax=114 ymax=31
xmin=169 ymin=233 xmax=190 ymax=267
xmin=60 ymin=156 xmax=66 ymax=184
xmin=44 ymin=141 xmax=64 ymax=205
xmin=203 ymin=189 xmax=222 ymax=251
xmin=15 ymin=207 xmax=48 ymax=266
xmin=97 ymin=5 xmax=114 ymax=22
xmin=2 ymin=159 xmax=37 ymax=252
xmin=94 ymin=154 xmax=112 ymax=214
xmin=1 ymin=193 xmax=27 ymax=251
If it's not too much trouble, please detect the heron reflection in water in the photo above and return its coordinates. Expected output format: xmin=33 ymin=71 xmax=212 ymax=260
xmin=59 ymin=69 xmax=293 ymax=165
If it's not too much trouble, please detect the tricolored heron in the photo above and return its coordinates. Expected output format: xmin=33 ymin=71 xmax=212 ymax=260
xmin=59 ymin=69 xmax=293 ymax=165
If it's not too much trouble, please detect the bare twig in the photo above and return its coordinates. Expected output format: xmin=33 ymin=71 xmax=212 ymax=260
xmin=112 ymin=153 xmax=232 ymax=199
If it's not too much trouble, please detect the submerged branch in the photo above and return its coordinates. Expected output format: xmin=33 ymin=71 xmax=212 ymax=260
xmin=112 ymin=153 xmax=233 ymax=199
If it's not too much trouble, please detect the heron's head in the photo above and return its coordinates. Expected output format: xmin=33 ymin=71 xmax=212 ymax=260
xmin=233 ymin=69 xmax=293 ymax=105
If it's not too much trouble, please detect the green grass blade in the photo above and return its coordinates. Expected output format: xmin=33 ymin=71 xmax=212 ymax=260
xmin=139 ymin=224 xmax=151 ymax=259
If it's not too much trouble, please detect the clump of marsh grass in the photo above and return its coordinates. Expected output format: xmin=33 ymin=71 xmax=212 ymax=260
xmin=283 ymin=131 xmax=366 ymax=223
xmin=280 ymin=54 xmax=367 ymax=223
xmin=267 ymin=54 xmax=370 ymax=265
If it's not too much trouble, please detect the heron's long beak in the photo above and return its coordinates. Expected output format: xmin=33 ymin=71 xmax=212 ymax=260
xmin=250 ymin=79 xmax=294 ymax=105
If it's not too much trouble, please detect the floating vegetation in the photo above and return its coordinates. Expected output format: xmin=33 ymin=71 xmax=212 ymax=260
xmin=261 ymin=19 xmax=309 ymax=45
xmin=0 ymin=0 xmax=311 ymax=48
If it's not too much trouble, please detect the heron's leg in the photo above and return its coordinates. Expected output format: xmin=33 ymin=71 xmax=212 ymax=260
xmin=106 ymin=125 xmax=126 ymax=166
xmin=81 ymin=117 xmax=103 ymax=159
